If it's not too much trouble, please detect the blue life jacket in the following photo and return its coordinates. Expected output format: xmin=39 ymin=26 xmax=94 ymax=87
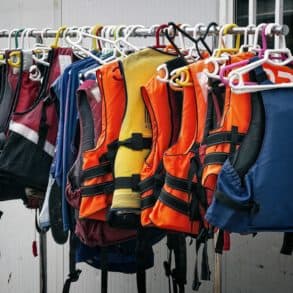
xmin=206 ymin=63 xmax=293 ymax=233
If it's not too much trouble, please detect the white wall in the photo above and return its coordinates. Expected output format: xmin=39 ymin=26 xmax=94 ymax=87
xmin=0 ymin=1 xmax=292 ymax=293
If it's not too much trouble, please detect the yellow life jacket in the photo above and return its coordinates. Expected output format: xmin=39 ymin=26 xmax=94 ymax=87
xmin=108 ymin=48 xmax=176 ymax=228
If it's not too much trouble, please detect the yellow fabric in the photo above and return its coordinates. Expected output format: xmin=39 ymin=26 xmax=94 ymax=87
xmin=111 ymin=48 xmax=175 ymax=209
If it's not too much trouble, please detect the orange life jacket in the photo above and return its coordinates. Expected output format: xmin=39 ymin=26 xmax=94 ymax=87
xmin=79 ymin=61 xmax=125 ymax=221
xmin=139 ymin=57 xmax=186 ymax=226
xmin=149 ymin=60 xmax=209 ymax=234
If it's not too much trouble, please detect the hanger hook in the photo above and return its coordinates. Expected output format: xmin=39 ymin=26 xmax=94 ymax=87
xmin=253 ymin=23 xmax=267 ymax=49
xmin=90 ymin=24 xmax=103 ymax=50
xmin=8 ymin=28 xmax=19 ymax=49
xmin=51 ymin=25 xmax=67 ymax=48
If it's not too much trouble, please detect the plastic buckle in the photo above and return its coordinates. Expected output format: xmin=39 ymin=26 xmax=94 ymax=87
xmin=130 ymin=133 xmax=144 ymax=150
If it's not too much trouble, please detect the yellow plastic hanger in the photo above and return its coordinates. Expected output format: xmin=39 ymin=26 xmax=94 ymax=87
xmin=90 ymin=24 xmax=103 ymax=51
xmin=214 ymin=23 xmax=241 ymax=57
xmin=170 ymin=66 xmax=193 ymax=88
xmin=51 ymin=25 xmax=67 ymax=48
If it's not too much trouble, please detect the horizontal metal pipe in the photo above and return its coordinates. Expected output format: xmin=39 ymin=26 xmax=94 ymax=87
xmin=0 ymin=24 xmax=289 ymax=39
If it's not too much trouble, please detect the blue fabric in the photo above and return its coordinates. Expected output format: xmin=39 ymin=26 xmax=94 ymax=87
xmin=76 ymin=240 xmax=154 ymax=273
xmin=61 ymin=58 xmax=100 ymax=230
xmin=206 ymin=73 xmax=293 ymax=233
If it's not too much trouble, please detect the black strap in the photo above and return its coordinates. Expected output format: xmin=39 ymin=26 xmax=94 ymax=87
xmin=81 ymin=163 xmax=112 ymax=181
xmin=138 ymin=176 xmax=155 ymax=193
xmin=136 ymin=270 xmax=146 ymax=293
xmin=215 ymin=229 xmax=224 ymax=254
xmin=204 ymin=131 xmax=245 ymax=146
xmin=81 ymin=181 xmax=114 ymax=196
xmin=215 ymin=191 xmax=259 ymax=214
xmin=101 ymin=247 xmax=108 ymax=293
xmin=229 ymin=126 xmax=239 ymax=153
xmin=165 ymin=234 xmax=186 ymax=293
xmin=118 ymin=133 xmax=152 ymax=150
xmin=62 ymin=232 xmax=81 ymax=293
xmin=192 ymin=229 xmax=210 ymax=291
xmin=141 ymin=194 xmax=157 ymax=210
xmin=37 ymin=102 xmax=49 ymax=149
xmin=203 ymin=153 xmax=228 ymax=165
xmin=159 ymin=189 xmax=189 ymax=216
xmin=115 ymin=174 xmax=141 ymax=191
xmin=165 ymin=173 xmax=190 ymax=192
xmin=280 ymin=232 xmax=293 ymax=255
xmin=99 ymin=140 xmax=119 ymax=163
xmin=0 ymin=210 xmax=3 ymax=219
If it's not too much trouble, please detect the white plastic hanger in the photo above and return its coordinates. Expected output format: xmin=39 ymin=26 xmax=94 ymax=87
xmin=114 ymin=24 xmax=144 ymax=57
xmin=228 ymin=47 xmax=293 ymax=93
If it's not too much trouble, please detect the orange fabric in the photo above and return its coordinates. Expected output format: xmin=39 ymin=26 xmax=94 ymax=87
xmin=79 ymin=62 xmax=126 ymax=220
xmin=140 ymin=76 xmax=173 ymax=226
xmin=149 ymin=68 xmax=204 ymax=234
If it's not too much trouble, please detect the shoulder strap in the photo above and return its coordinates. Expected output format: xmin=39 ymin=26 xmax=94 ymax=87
xmin=62 ymin=232 xmax=82 ymax=293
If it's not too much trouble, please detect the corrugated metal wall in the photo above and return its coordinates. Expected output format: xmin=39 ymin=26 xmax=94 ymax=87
xmin=0 ymin=1 xmax=292 ymax=292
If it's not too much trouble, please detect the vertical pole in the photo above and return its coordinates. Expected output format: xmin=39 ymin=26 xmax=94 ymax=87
xmin=248 ymin=0 xmax=257 ymax=49
xmin=213 ymin=232 xmax=222 ymax=293
xmin=275 ymin=0 xmax=284 ymax=48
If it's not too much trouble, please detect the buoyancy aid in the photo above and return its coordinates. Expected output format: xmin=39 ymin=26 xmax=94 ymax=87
xmin=201 ymin=52 xmax=255 ymax=205
xmin=66 ymin=78 xmax=136 ymax=246
xmin=79 ymin=61 xmax=126 ymax=221
xmin=0 ymin=51 xmax=41 ymax=201
xmin=108 ymin=48 xmax=176 ymax=228
xmin=149 ymin=60 xmax=210 ymax=234
xmin=139 ymin=57 xmax=187 ymax=227
xmin=0 ymin=48 xmax=73 ymax=191
xmin=206 ymin=60 xmax=293 ymax=233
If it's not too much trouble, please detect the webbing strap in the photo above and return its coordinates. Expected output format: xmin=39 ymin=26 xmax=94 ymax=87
xmin=204 ymin=131 xmax=245 ymax=146
xmin=165 ymin=174 xmax=190 ymax=193
xmin=81 ymin=181 xmax=114 ymax=196
xmin=203 ymin=153 xmax=228 ymax=165
xmin=159 ymin=189 xmax=189 ymax=216
xmin=62 ymin=233 xmax=81 ymax=293
xmin=115 ymin=174 xmax=140 ymax=191
xmin=81 ymin=163 xmax=112 ymax=181
xmin=118 ymin=133 xmax=152 ymax=150
xmin=280 ymin=232 xmax=293 ymax=255
xmin=138 ymin=176 xmax=155 ymax=193
xmin=215 ymin=191 xmax=259 ymax=213
xmin=0 ymin=210 xmax=3 ymax=219
xmin=101 ymin=247 xmax=108 ymax=293
xmin=141 ymin=194 xmax=157 ymax=210
xmin=136 ymin=270 xmax=146 ymax=293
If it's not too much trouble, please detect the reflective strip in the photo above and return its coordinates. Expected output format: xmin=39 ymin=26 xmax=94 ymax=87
xmin=9 ymin=121 xmax=55 ymax=157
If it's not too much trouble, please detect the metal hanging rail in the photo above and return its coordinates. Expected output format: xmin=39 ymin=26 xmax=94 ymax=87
xmin=0 ymin=24 xmax=289 ymax=39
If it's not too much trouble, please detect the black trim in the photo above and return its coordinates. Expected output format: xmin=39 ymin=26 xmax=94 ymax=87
xmin=159 ymin=189 xmax=189 ymax=216
xmin=115 ymin=174 xmax=141 ymax=191
xmin=81 ymin=163 xmax=112 ymax=181
xmin=81 ymin=181 xmax=114 ymax=196
xmin=203 ymin=153 xmax=228 ymax=165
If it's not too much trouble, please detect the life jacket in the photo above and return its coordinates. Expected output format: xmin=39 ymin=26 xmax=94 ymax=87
xmin=66 ymin=78 xmax=136 ymax=246
xmin=108 ymin=48 xmax=176 ymax=228
xmin=149 ymin=60 xmax=211 ymax=234
xmin=79 ymin=61 xmax=125 ymax=221
xmin=63 ymin=78 xmax=154 ymax=293
xmin=0 ymin=50 xmax=41 ymax=201
xmin=206 ymin=60 xmax=293 ymax=233
xmin=201 ymin=52 xmax=255 ymax=205
xmin=139 ymin=57 xmax=186 ymax=226
xmin=0 ymin=48 xmax=73 ymax=192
